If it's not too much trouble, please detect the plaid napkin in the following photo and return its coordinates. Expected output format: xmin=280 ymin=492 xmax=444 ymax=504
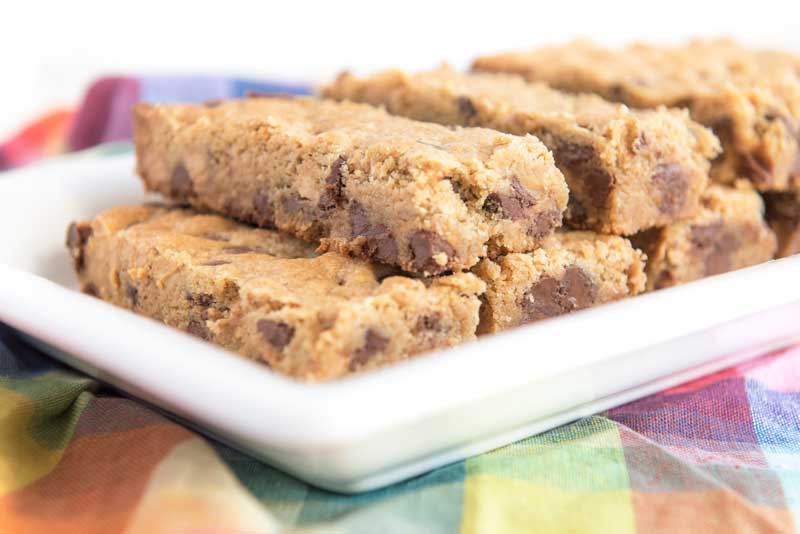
xmin=1 ymin=77 xmax=799 ymax=533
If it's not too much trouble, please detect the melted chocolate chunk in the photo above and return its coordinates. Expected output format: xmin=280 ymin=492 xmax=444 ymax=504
xmin=409 ymin=230 xmax=454 ymax=273
xmin=349 ymin=329 xmax=390 ymax=371
xmin=202 ymin=260 xmax=231 ymax=266
xmin=257 ymin=319 xmax=295 ymax=349
xmin=170 ymin=163 xmax=194 ymax=198
xmin=187 ymin=319 xmax=211 ymax=340
xmin=528 ymin=210 xmax=561 ymax=239
xmin=483 ymin=178 xmax=537 ymax=220
xmin=519 ymin=266 xmax=597 ymax=323
xmin=457 ymin=96 xmax=477 ymax=120
xmin=552 ymin=142 xmax=613 ymax=208
xmin=651 ymin=163 xmax=689 ymax=215
xmin=690 ymin=222 xmax=739 ymax=276
xmin=127 ymin=284 xmax=139 ymax=307
xmin=582 ymin=168 xmax=614 ymax=208
xmin=349 ymin=202 xmax=399 ymax=265
xmin=318 ymin=156 xmax=347 ymax=212
xmin=554 ymin=141 xmax=595 ymax=165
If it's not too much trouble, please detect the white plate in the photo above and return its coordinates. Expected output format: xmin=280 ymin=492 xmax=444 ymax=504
xmin=1 ymin=150 xmax=799 ymax=494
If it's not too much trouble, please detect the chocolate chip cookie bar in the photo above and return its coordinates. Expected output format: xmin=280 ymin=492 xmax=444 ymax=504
xmin=764 ymin=193 xmax=800 ymax=258
xmin=474 ymin=232 xmax=646 ymax=333
xmin=66 ymin=205 xmax=485 ymax=381
xmin=324 ymin=67 xmax=719 ymax=235
xmin=133 ymin=96 xmax=569 ymax=274
xmin=473 ymin=39 xmax=800 ymax=192
xmin=632 ymin=185 xmax=777 ymax=290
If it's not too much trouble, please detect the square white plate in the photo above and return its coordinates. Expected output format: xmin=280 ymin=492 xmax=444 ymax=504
xmin=1 ymin=149 xmax=800 ymax=493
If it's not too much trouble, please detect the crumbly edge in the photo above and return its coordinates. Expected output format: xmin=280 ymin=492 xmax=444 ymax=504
xmin=474 ymin=231 xmax=646 ymax=333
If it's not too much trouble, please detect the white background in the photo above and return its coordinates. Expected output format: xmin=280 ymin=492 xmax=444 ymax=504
xmin=3 ymin=0 xmax=799 ymax=139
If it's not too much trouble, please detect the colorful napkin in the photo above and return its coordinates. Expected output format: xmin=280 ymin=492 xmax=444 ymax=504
xmin=1 ymin=77 xmax=799 ymax=533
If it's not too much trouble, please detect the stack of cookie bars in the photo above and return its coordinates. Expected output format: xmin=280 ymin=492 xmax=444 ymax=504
xmin=68 ymin=39 xmax=797 ymax=380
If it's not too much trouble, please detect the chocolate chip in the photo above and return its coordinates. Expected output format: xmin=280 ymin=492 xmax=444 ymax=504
xmin=349 ymin=329 xmax=390 ymax=371
xmin=457 ymin=96 xmax=477 ymax=120
xmin=651 ymin=163 xmax=689 ymax=215
xmin=187 ymin=319 xmax=210 ymax=340
xmin=252 ymin=191 xmax=276 ymax=229
xmin=448 ymin=177 xmax=478 ymax=203
xmin=318 ymin=156 xmax=347 ymax=212
xmin=83 ymin=283 xmax=98 ymax=297
xmin=223 ymin=246 xmax=253 ymax=254
xmin=66 ymin=222 xmax=93 ymax=271
xmin=202 ymin=260 xmax=231 ymax=266
xmin=566 ymin=197 xmax=588 ymax=226
xmin=349 ymin=201 xmax=399 ymax=265
xmin=552 ymin=142 xmax=613 ymax=208
xmin=414 ymin=312 xmax=442 ymax=333
xmin=203 ymin=99 xmax=222 ymax=107
xmin=519 ymin=266 xmax=597 ymax=323
xmin=186 ymin=292 xmax=214 ymax=307
xmin=528 ymin=210 xmax=561 ymax=239
xmin=170 ymin=163 xmax=194 ymax=198
xmin=257 ymin=319 xmax=295 ymax=349
xmin=582 ymin=168 xmax=614 ymax=208
xmin=483 ymin=177 xmax=537 ymax=221
xmin=409 ymin=230 xmax=454 ymax=273
xmin=127 ymin=284 xmax=138 ymax=307
xmin=690 ymin=222 xmax=739 ymax=276
xmin=554 ymin=142 xmax=595 ymax=165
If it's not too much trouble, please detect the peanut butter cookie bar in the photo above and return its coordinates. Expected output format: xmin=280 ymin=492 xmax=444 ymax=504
xmin=632 ymin=185 xmax=777 ymax=290
xmin=66 ymin=205 xmax=485 ymax=381
xmin=324 ymin=67 xmax=719 ymax=235
xmin=474 ymin=232 xmax=646 ymax=334
xmin=474 ymin=39 xmax=800 ymax=192
xmin=133 ymin=96 xmax=568 ymax=274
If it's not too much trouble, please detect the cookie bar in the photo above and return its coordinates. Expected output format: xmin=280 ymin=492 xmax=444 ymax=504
xmin=324 ymin=67 xmax=719 ymax=235
xmin=632 ymin=186 xmax=777 ymax=290
xmin=133 ymin=96 xmax=569 ymax=274
xmin=764 ymin=193 xmax=800 ymax=258
xmin=473 ymin=39 xmax=800 ymax=192
xmin=474 ymin=232 xmax=646 ymax=334
xmin=66 ymin=205 xmax=485 ymax=381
